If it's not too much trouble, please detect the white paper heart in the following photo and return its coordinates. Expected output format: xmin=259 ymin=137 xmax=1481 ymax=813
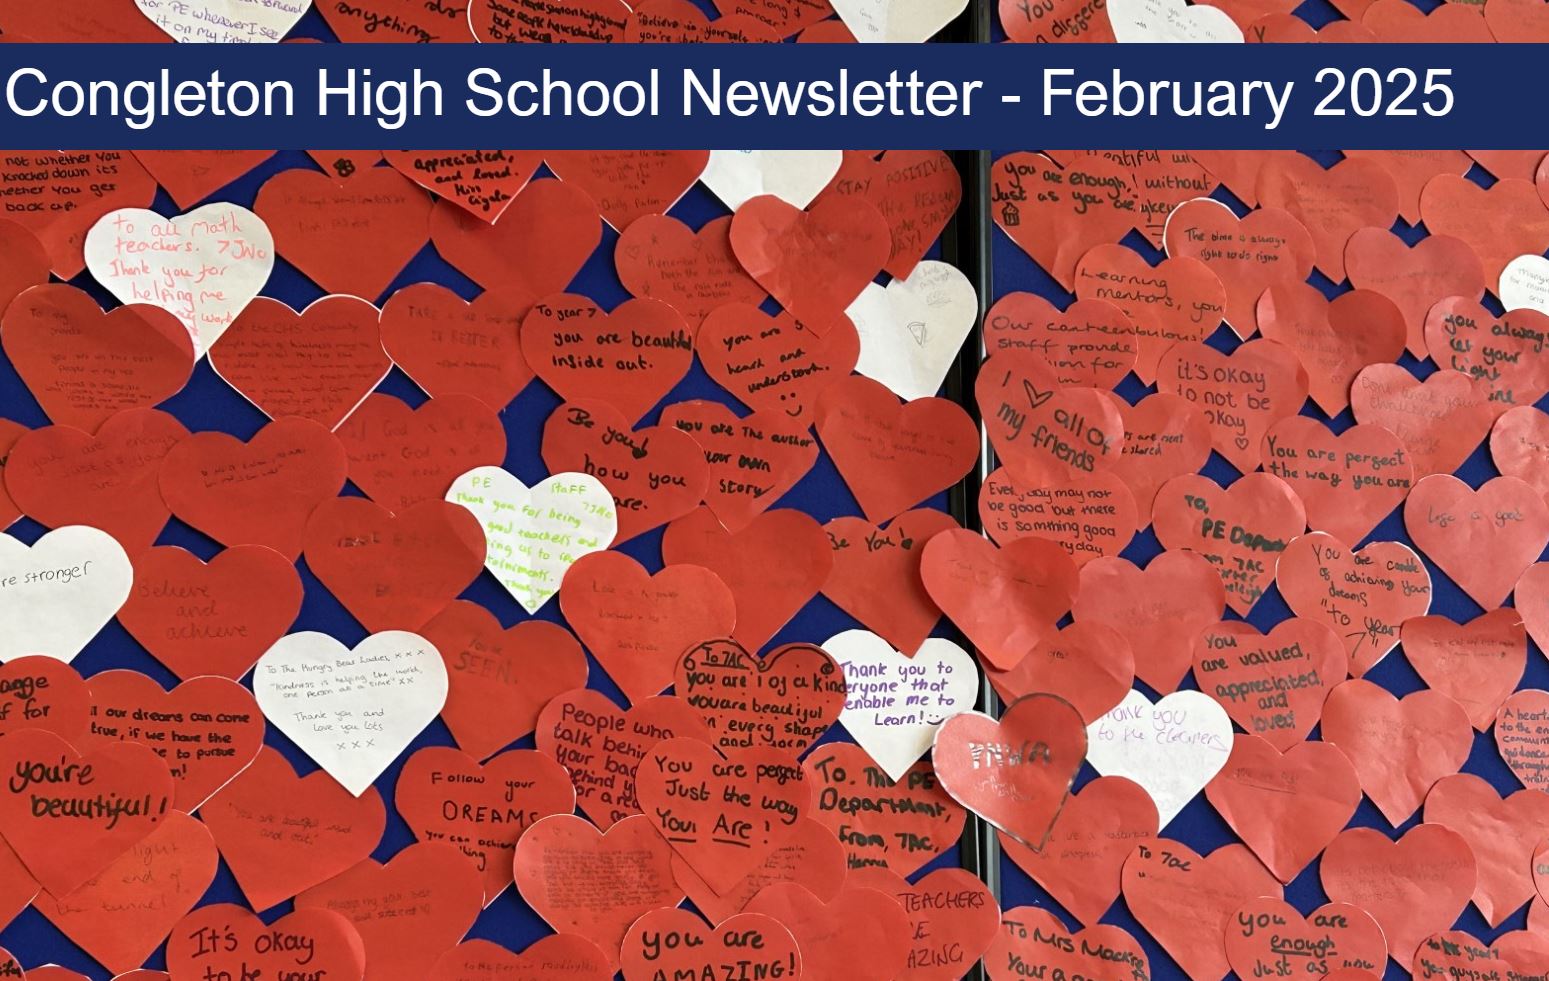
xmin=1107 ymin=0 xmax=1243 ymax=41
xmin=829 ymin=0 xmax=967 ymax=41
xmin=0 ymin=526 xmax=133 ymax=664
xmin=445 ymin=466 xmax=618 ymax=613
xmin=825 ymin=629 xmax=979 ymax=782
xmin=134 ymin=0 xmax=310 ymax=40
xmin=699 ymin=151 xmax=844 ymax=212
xmin=84 ymin=204 xmax=274 ymax=356
xmin=846 ymin=260 xmax=979 ymax=401
xmin=254 ymin=630 xmax=448 ymax=796
xmin=1084 ymin=688 xmax=1232 ymax=827
xmin=1501 ymin=254 xmax=1549 ymax=316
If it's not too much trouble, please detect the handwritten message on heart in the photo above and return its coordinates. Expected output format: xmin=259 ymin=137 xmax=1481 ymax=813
xmin=0 ymin=525 xmax=133 ymax=665
xmin=804 ymin=741 xmax=965 ymax=877
xmin=1087 ymin=689 xmax=1233 ymax=828
xmin=674 ymin=638 xmax=845 ymax=756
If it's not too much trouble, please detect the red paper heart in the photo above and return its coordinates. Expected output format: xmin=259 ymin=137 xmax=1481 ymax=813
xmin=672 ymin=817 xmax=846 ymax=922
xmin=31 ymin=811 xmax=216 ymax=975
xmin=977 ymin=352 xmax=1125 ymax=489
xmin=986 ymin=621 xmax=1133 ymax=724
xmin=5 ymin=408 xmax=188 ymax=553
xmin=1277 ymin=531 xmax=1431 ymax=676
xmin=1403 ymin=610 xmax=1527 ymax=731
xmin=1072 ymin=244 xmax=1226 ymax=384
xmin=803 ymin=742 xmax=965 ymax=877
xmin=1151 ymin=472 xmax=1306 ymax=617
xmin=0 ymin=220 xmax=50 ymax=316
xmin=1073 ymin=551 xmax=1225 ymax=694
xmin=1111 ymin=393 xmax=1213 ymax=528
xmin=1163 ymin=198 xmax=1316 ymax=339
xmin=115 ymin=544 xmax=301 ymax=681
xmin=990 ymin=152 xmax=1140 ymax=291
xmin=1344 ymin=227 xmax=1487 ymax=360
xmin=131 ymin=151 xmax=274 ymax=210
xmin=711 ymin=0 xmax=833 ymax=35
xmin=429 ymin=179 xmax=601 ymax=296
xmin=1425 ymin=773 xmax=1549 ymax=927
xmin=1425 ymin=297 xmax=1549 ymax=411
xmin=0 ymin=728 xmax=174 ymax=897
xmin=625 ymin=0 xmax=779 ymax=40
xmin=920 ymin=529 xmax=1078 ymax=671
xmin=1254 ymin=155 xmax=1400 ymax=282
xmin=1516 ymin=563 xmax=1549 ymax=657
xmin=1190 ymin=151 xmax=1290 ymax=208
xmin=79 ymin=671 xmax=263 ymax=812
xmin=983 ymin=292 xmax=1138 ymax=389
xmin=0 ymin=839 xmax=37 ymax=931
xmin=984 ymin=906 xmax=1150 ymax=981
xmin=334 ymin=393 xmax=506 ymax=510
xmin=1261 ymin=416 xmax=1413 ymax=545
xmin=1223 ymin=898 xmax=1387 ymax=979
xmin=377 ymin=283 xmax=535 ymax=411
xmin=932 ymin=693 xmax=1085 ymax=848
xmin=159 ymin=416 xmax=348 ymax=560
xmin=619 ymin=908 xmax=801 ymax=981
xmin=1122 ymin=840 xmax=1283 ymax=981
xmin=660 ymin=507 xmax=831 ymax=653
xmin=673 ymin=638 xmax=844 ymax=755
xmin=816 ymin=376 xmax=980 ymax=524
xmin=997 ymin=775 xmax=1157 ymax=926
xmin=1415 ymin=931 xmax=1549 ymax=981
xmin=1323 ymin=679 xmax=1472 ymax=826
xmin=540 ymin=399 xmax=709 ymax=543
xmin=1256 ymin=285 xmax=1407 ymax=417
xmin=635 ymin=737 xmax=811 ymax=892
xmin=1407 ymin=474 xmax=1549 ymax=610
xmin=429 ymin=936 xmax=612 ymax=981
xmin=512 ymin=814 xmax=684 ymax=962
xmin=211 ymin=295 xmax=390 ymax=431
xmin=1421 ymin=175 xmax=1549 ymax=293
xmin=313 ymin=0 xmax=474 ymax=39
xmin=544 ymin=151 xmax=706 ymax=230
xmin=1492 ymin=407 xmax=1549 ymax=507
xmin=614 ymin=215 xmax=768 ymax=329
xmin=1320 ymin=824 xmax=1477 ymax=969
xmin=381 ymin=150 xmax=541 ymax=223
xmin=295 ymin=841 xmax=483 ymax=981
xmin=0 ymin=418 xmax=23 ymax=531
xmin=848 ymin=866 xmax=1000 ymax=981
xmin=396 ymin=746 xmax=575 ymax=905
xmin=1 ymin=284 xmax=194 ymax=431
xmin=535 ymin=688 xmax=709 ymax=828
xmin=1192 ymin=617 xmax=1344 ymax=749
xmin=165 ymin=904 xmax=366 ymax=981
xmin=817 ymin=150 xmax=963 ymax=279
xmin=979 ymin=468 xmax=1137 ymax=565
xmin=1206 ymin=734 xmax=1361 ymax=883
xmin=303 ymin=496 xmax=486 ymax=633
xmin=201 ymin=746 xmax=385 ymax=911
xmin=1344 ymin=150 xmax=1474 ymax=224
xmin=424 ymin=602 xmax=588 ymax=761
xmin=0 ymin=152 xmax=157 ymax=278
xmin=1047 ymin=150 xmax=1215 ymax=249
xmin=696 ymin=304 xmax=859 ymax=426
xmin=660 ymin=400 xmax=817 ymax=533
xmin=1155 ymin=339 xmax=1308 ymax=475
xmin=1470 ymin=151 xmax=1549 ymax=184
xmin=1350 ymin=364 xmax=1495 ymax=479
xmin=820 ymin=509 xmax=956 ymax=657
xmin=1362 ymin=0 xmax=1495 ymax=40
xmin=521 ymin=293 xmax=691 ymax=424
xmin=743 ymin=882 xmax=913 ymax=981
xmin=729 ymin=192 xmax=891 ymax=326
xmin=999 ymin=0 xmax=1116 ymax=39
xmin=559 ymin=550 xmax=735 ymax=704
xmin=253 ymin=167 xmax=432 ymax=301
xmin=0 ymin=656 xmax=89 ymax=742
xmin=1497 ymin=689 xmax=1549 ymax=793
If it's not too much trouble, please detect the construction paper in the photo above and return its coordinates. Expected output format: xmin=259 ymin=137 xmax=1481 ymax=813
xmin=978 ymin=352 xmax=1125 ymax=490
xmin=131 ymin=0 xmax=305 ymax=38
xmin=660 ymin=399 xmax=818 ymax=532
xmin=198 ymin=746 xmax=385 ymax=911
xmin=847 ymin=260 xmax=977 ymax=402
xmin=660 ymin=506 xmax=833 ymax=652
xmin=982 ymin=292 xmax=1138 ymax=389
xmin=1345 ymin=227 xmax=1487 ymax=360
xmin=164 ymin=904 xmax=366 ymax=981
xmin=1255 ymin=285 xmax=1407 ymax=417
xmin=1255 ymin=154 xmax=1400 ymax=282
xmin=1152 ymin=472 xmax=1305 ymax=616
xmin=999 ymin=0 xmax=1116 ymax=39
xmin=1111 ymin=392 xmax=1214 ymax=528
xmin=1497 ymin=690 xmax=1549 ymax=792
xmin=1403 ymin=610 xmax=1527 ymax=731
xmin=209 ymin=294 xmax=391 ymax=431
xmin=743 ymin=882 xmax=913 ymax=981
xmin=0 ymin=840 xmax=37 ymax=932
xmin=1501 ymin=254 xmax=1549 ymax=315
xmin=5 ymin=407 xmax=188 ymax=553
xmin=1163 ymin=197 xmax=1316 ymax=339
xmin=696 ymin=303 xmax=860 ymax=425
xmin=1223 ymin=898 xmax=1386 ymax=979
xmin=394 ymin=745 xmax=575 ymax=903
xmin=1413 ymin=931 xmax=1549 ymax=981
xmin=984 ymin=906 xmax=1150 ymax=981
xmin=157 ymin=416 xmax=349 ymax=560
xmin=0 ymin=525 xmax=133 ymax=664
xmin=1192 ymin=617 xmax=1344 ymax=750
xmin=1343 ymin=149 xmax=1472 ymax=225
xmin=521 ymin=293 xmax=691 ymax=423
xmin=673 ymin=638 xmax=844 ymax=755
xmin=1350 ymin=364 xmax=1496 ymax=479
xmin=1420 ymin=175 xmax=1549 ymax=295
xmin=382 ymin=150 xmax=541 ymax=223
xmin=377 ymin=282 xmax=535 ymax=410
xmin=129 ymin=151 xmax=274 ymax=209
xmin=540 ymin=399 xmax=710 ymax=543
xmin=671 ymin=817 xmax=846 ymax=923
xmin=1071 ymin=551 xmax=1223 ymax=693
xmin=998 ymin=775 xmax=1156 ymax=927
xmin=1108 ymin=0 xmax=1243 ymax=39
xmin=83 ymin=203 xmax=273 ymax=355
xmin=614 ymin=214 xmax=768 ymax=329
xmin=0 ymin=656 xmax=89 ymax=742
xmin=1156 ymin=338 xmax=1308 ymax=475
xmin=1361 ymin=0 xmax=1496 ymax=39
xmin=336 ymin=393 xmax=507 ymax=511
xmin=990 ymin=152 xmax=1140 ymax=291
xmin=428 ymin=936 xmax=613 ymax=981
xmin=932 ymin=693 xmax=1085 ymax=850
xmin=1072 ymin=244 xmax=1225 ymax=384
xmin=985 ymin=620 xmax=1133 ymax=724
xmin=848 ymin=867 xmax=999 ymax=981
xmin=447 ymin=466 xmax=617 ymax=614
xmin=825 ymin=629 xmax=978 ymax=782
xmin=1517 ymin=563 xmax=1549 ymax=655
xmin=1406 ymin=474 xmax=1549 ymax=610
xmin=0 ymin=220 xmax=46 ymax=322
xmin=619 ymin=908 xmax=801 ymax=981
xmin=315 ymin=0 xmax=474 ymax=39
xmin=544 ymin=151 xmax=707 ymax=231
xmin=1087 ymin=688 xmax=1232 ymax=829
xmin=427 ymin=179 xmax=601 ymax=297
xmin=1262 ymin=417 xmax=1412 ymax=546
xmin=0 ymin=151 xmax=158 ymax=278
xmin=803 ymin=741 xmax=964 ymax=877
xmin=729 ymin=192 xmax=891 ymax=327
xmin=1 ymin=284 xmax=194 ymax=432
xmin=712 ymin=0 xmax=833 ymax=34
xmin=699 ymin=151 xmax=842 ymax=212
xmin=980 ymin=469 xmax=1136 ymax=564
xmin=1047 ymin=150 xmax=1215 ymax=248
xmin=820 ymin=510 xmax=954 ymax=656
xmin=1205 ymin=734 xmax=1361 ymax=883
xmin=534 ymin=688 xmax=709 ymax=828
xmin=1424 ymin=773 xmax=1549 ymax=928
xmin=815 ymin=150 xmax=962 ymax=280
xmin=1424 ymin=297 xmax=1549 ymax=410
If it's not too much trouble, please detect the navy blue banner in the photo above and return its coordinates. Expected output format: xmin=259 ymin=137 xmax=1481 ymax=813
xmin=0 ymin=42 xmax=1543 ymax=148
